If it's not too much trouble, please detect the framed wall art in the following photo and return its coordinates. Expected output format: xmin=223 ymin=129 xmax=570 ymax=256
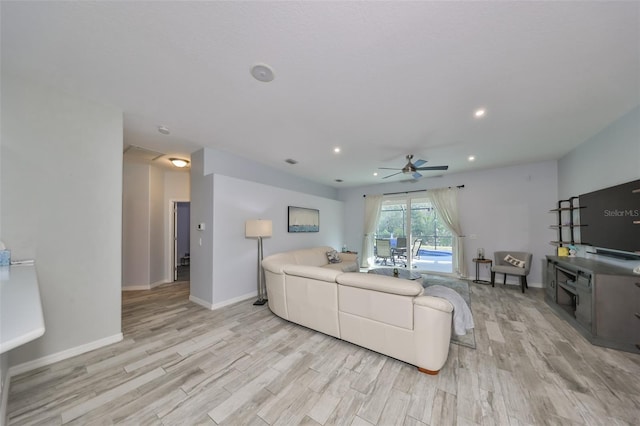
xmin=288 ymin=206 xmax=319 ymax=233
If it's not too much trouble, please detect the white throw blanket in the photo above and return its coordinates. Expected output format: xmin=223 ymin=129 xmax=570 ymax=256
xmin=423 ymin=285 xmax=474 ymax=336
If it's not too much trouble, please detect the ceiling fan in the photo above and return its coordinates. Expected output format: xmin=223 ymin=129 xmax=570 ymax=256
xmin=379 ymin=154 xmax=449 ymax=179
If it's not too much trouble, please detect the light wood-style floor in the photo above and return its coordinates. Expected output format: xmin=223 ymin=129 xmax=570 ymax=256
xmin=7 ymin=280 xmax=640 ymax=425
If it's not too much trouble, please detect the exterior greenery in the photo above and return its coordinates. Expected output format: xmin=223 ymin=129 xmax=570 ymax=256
xmin=376 ymin=200 xmax=452 ymax=250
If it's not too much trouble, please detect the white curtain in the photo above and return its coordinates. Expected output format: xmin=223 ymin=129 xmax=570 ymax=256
xmin=361 ymin=194 xmax=382 ymax=268
xmin=428 ymin=188 xmax=467 ymax=277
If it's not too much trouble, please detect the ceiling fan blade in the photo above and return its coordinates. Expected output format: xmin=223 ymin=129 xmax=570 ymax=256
xmin=415 ymin=165 xmax=449 ymax=171
xmin=412 ymin=171 xmax=423 ymax=179
xmin=382 ymin=171 xmax=402 ymax=179
xmin=413 ymin=159 xmax=426 ymax=167
xmin=378 ymin=167 xmax=402 ymax=170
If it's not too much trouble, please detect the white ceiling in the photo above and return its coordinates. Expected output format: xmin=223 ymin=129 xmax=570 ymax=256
xmin=2 ymin=1 xmax=638 ymax=186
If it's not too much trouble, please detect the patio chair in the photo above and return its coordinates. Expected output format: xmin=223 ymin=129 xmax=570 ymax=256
xmin=394 ymin=237 xmax=407 ymax=266
xmin=411 ymin=238 xmax=422 ymax=260
xmin=375 ymin=239 xmax=393 ymax=265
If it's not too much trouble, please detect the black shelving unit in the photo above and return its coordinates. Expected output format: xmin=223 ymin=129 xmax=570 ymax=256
xmin=549 ymin=197 xmax=586 ymax=247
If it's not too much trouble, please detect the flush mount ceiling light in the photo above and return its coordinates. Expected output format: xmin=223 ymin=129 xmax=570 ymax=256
xmin=250 ymin=63 xmax=275 ymax=82
xmin=158 ymin=125 xmax=170 ymax=135
xmin=169 ymin=158 xmax=189 ymax=168
xmin=468 ymin=155 xmax=476 ymax=162
xmin=474 ymin=108 xmax=486 ymax=118
xmin=334 ymin=147 xmax=341 ymax=153
xmin=373 ymin=172 xmax=378 ymax=176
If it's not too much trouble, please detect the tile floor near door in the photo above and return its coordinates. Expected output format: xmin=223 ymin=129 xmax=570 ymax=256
xmin=7 ymin=281 xmax=640 ymax=425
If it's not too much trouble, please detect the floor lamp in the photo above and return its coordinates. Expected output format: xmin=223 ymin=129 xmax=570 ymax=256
xmin=245 ymin=219 xmax=272 ymax=306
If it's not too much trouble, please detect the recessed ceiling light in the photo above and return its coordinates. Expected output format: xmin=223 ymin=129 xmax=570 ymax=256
xmin=474 ymin=108 xmax=486 ymax=118
xmin=373 ymin=172 xmax=378 ymax=176
xmin=334 ymin=147 xmax=341 ymax=153
xmin=250 ymin=63 xmax=275 ymax=82
xmin=158 ymin=125 xmax=170 ymax=135
xmin=169 ymin=158 xmax=189 ymax=168
xmin=335 ymin=179 xmax=343 ymax=183
xmin=468 ymin=155 xmax=476 ymax=162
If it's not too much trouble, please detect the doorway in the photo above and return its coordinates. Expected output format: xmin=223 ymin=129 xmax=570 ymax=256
xmin=375 ymin=196 xmax=453 ymax=274
xmin=174 ymin=201 xmax=190 ymax=281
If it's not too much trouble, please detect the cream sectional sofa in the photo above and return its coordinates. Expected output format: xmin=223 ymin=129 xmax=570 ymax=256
xmin=261 ymin=246 xmax=454 ymax=374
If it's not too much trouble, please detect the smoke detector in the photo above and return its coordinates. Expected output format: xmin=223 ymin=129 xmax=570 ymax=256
xmin=251 ymin=63 xmax=275 ymax=82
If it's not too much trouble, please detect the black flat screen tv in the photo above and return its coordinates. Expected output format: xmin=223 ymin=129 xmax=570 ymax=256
xmin=578 ymin=179 xmax=640 ymax=255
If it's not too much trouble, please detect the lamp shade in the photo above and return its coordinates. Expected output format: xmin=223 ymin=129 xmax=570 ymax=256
xmin=245 ymin=219 xmax=272 ymax=238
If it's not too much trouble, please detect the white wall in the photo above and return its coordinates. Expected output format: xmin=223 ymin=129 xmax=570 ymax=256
xmin=457 ymin=162 xmax=558 ymax=285
xmin=0 ymin=74 xmax=123 ymax=368
xmin=211 ymin=174 xmax=344 ymax=305
xmin=339 ymin=161 xmax=558 ymax=286
xmin=122 ymin=163 xmax=151 ymax=286
xmin=190 ymin=150 xmax=214 ymax=305
xmin=190 ymin=147 xmax=343 ymax=308
xmin=558 ymin=106 xmax=639 ymax=198
xmin=149 ymin=166 xmax=164 ymax=286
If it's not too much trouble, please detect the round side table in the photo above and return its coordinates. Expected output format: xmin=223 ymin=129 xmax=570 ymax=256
xmin=472 ymin=258 xmax=492 ymax=284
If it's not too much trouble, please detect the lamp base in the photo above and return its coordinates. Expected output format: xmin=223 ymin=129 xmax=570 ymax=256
xmin=253 ymin=298 xmax=268 ymax=306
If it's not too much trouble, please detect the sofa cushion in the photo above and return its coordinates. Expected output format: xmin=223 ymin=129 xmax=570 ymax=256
xmin=337 ymin=272 xmax=423 ymax=296
xmin=492 ymin=264 xmax=527 ymax=276
xmin=292 ymin=246 xmax=334 ymax=267
xmin=326 ymin=249 xmax=342 ymax=264
xmin=323 ymin=262 xmax=359 ymax=273
xmin=262 ymin=252 xmax=298 ymax=273
xmin=283 ymin=264 xmax=342 ymax=282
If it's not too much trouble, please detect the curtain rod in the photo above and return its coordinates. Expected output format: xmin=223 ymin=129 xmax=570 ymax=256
xmin=363 ymin=185 xmax=464 ymax=197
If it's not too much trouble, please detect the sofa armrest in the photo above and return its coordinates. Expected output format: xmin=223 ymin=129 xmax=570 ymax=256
xmin=283 ymin=265 xmax=342 ymax=282
xmin=413 ymin=295 xmax=454 ymax=313
xmin=413 ymin=295 xmax=453 ymax=372
xmin=336 ymin=272 xmax=423 ymax=296
xmin=262 ymin=258 xmax=286 ymax=274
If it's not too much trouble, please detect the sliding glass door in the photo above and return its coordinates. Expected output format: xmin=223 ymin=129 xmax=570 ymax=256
xmin=375 ymin=196 xmax=453 ymax=274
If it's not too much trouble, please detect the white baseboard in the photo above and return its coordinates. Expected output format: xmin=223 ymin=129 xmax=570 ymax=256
xmin=122 ymin=280 xmax=168 ymax=291
xmin=211 ymin=291 xmax=257 ymax=310
xmin=8 ymin=333 xmax=123 ymax=377
xmin=189 ymin=291 xmax=257 ymax=311
xmin=122 ymin=285 xmax=150 ymax=291
xmin=189 ymin=294 xmax=214 ymax=310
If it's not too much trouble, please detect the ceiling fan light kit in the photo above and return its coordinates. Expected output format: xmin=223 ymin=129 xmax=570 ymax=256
xmin=380 ymin=154 xmax=449 ymax=180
